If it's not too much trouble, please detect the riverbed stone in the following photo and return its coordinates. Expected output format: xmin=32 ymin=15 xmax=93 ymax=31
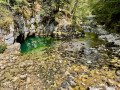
xmin=88 ymin=84 xmax=115 ymax=90
xmin=26 ymin=77 xmax=31 ymax=84
xmin=114 ymin=40 xmax=120 ymax=46
xmin=13 ymin=77 xmax=19 ymax=82
xmin=20 ymin=74 xmax=27 ymax=80
xmin=115 ymin=69 xmax=120 ymax=76
xmin=30 ymin=18 xmax=35 ymax=23
xmin=4 ymin=72 xmax=13 ymax=80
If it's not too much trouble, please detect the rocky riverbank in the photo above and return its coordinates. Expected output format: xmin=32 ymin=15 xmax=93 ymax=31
xmin=81 ymin=15 xmax=120 ymax=46
xmin=81 ymin=15 xmax=120 ymax=73
xmin=0 ymin=39 xmax=120 ymax=89
xmin=0 ymin=43 xmax=45 ymax=89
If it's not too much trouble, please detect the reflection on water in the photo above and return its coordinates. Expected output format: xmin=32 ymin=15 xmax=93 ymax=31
xmin=21 ymin=36 xmax=56 ymax=54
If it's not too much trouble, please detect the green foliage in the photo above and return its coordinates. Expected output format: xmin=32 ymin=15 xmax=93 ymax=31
xmin=71 ymin=0 xmax=92 ymax=31
xmin=92 ymin=0 xmax=120 ymax=33
xmin=0 ymin=0 xmax=10 ymax=6
xmin=72 ymin=0 xmax=92 ymax=25
xmin=0 ymin=44 xmax=6 ymax=53
xmin=0 ymin=0 xmax=92 ymax=32
xmin=0 ymin=5 xmax=13 ymax=30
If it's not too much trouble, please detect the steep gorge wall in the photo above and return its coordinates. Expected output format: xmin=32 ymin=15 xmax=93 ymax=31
xmin=0 ymin=12 xmax=82 ymax=45
xmin=0 ymin=0 xmax=85 ymax=45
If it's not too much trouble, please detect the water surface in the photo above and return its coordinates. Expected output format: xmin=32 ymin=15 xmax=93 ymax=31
xmin=21 ymin=37 xmax=56 ymax=54
xmin=21 ymin=32 xmax=105 ymax=54
xmin=79 ymin=32 xmax=105 ymax=47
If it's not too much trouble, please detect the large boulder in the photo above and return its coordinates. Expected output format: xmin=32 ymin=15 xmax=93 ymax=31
xmin=5 ymin=37 xmax=14 ymax=45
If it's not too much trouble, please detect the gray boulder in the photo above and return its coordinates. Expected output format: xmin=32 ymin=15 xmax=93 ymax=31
xmin=5 ymin=37 xmax=14 ymax=45
xmin=5 ymin=33 xmax=13 ymax=40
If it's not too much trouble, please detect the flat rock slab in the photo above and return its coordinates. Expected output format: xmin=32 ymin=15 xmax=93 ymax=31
xmin=99 ymin=34 xmax=120 ymax=46
xmin=63 ymin=39 xmax=86 ymax=51
xmin=89 ymin=84 xmax=115 ymax=90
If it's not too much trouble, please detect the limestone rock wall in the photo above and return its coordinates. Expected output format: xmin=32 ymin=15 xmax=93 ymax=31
xmin=0 ymin=13 xmax=81 ymax=45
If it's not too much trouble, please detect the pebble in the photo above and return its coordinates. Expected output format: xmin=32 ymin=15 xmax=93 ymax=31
xmin=1 ymin=65 xmax=6 ymax=70
xmin=26 ymin=77 xmax=31 ymax=84
xmin=20 ymin=74 xmax=27 ymax=80
xmin=13 ymin=77 xmax=19 ymax=82
xmin=115 ymin=69 xmax=120 ymax=76
xmin=20 ymin=62 xmax=26 ymax=68
xmin=2 ymin=81 xmax=10 ymax=86
xmin=0 ymin=63 xmax=3 ymax=66
xmin=87 ymin=60 xmax=92 ymax=64
xmin=108 ymin=79 xmax=114 ymax=85
xmin=65 ymin=71 xmax=70 ymax=76
xmin=117 ymin=84 xmax=120 ymax=88
xmin=0 ymin=76 xmax=5 ymax=81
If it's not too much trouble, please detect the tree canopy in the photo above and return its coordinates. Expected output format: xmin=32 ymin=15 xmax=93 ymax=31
xmin=91 ymin=0 xmax=120 ymax=33
xmin=0 ymin=0 xmax=120 ymax=33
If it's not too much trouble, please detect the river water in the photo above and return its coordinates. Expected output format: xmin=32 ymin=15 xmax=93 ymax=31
xmin=21 ymin=32 xmax=104 ymax=54
xmin=21 ymin=37 xmax=56 ymax=54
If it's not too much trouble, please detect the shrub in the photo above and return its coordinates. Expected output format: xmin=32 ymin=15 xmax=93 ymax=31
xmin=0 ymin=44 xmax=6 ymax=53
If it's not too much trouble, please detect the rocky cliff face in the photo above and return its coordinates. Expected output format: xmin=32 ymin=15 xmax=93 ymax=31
xmin=0 ymin=12 xmax=82 ymax=45
xmin=0 ymin=23 xmax=15 ymax=45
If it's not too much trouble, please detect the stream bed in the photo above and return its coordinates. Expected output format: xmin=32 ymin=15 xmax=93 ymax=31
xmin=19 ymin=32 xmax=120 ymax=89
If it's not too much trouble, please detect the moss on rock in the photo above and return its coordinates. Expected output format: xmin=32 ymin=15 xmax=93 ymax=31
xmin=0 ymin=44 xmax=6 ymax=53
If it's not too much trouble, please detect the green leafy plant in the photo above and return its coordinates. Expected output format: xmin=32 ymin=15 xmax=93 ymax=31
xmin=91 ymin=0 xmax=120 ymax=33
xmin=0 ymin=44 xmax=6 ymax=53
